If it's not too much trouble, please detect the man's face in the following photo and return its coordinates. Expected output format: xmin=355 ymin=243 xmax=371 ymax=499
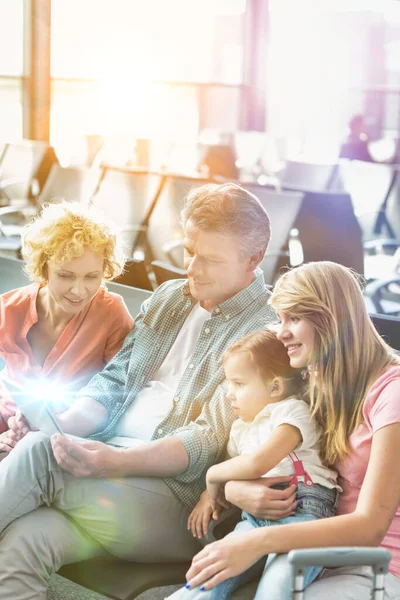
xmin=183 ymin=220 xmax=257 ymax=311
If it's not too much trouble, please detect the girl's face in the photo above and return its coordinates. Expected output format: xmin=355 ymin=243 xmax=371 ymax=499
xmin=276 ymin=312 xmax=316 ymax=368
xmin=223 ymin=352 xmax=280 ymax=422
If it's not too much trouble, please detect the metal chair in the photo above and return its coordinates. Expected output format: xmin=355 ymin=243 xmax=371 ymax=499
xmin=280 ymin=160 xmax=338 ymax=192
xmin=243 ymin=185 xmax=303 ymax=285
xmin=0 ymin=164 xmax=103 ymax=237
xmin=146 ymin=175 xmax=209 ymax=267
xmin=0 ymin=140 xmax=57 ymax=206
xmin=113 ymin=259 xmax=154 ymax=292
xmin=90 ymin=168 xmax=164 ymax=258
xmin=151 ymin=260 xmax=187 ymax=286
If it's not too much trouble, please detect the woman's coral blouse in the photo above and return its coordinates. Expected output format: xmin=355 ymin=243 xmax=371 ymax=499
xmin=0 ymin=283 xmax=133 ymax=432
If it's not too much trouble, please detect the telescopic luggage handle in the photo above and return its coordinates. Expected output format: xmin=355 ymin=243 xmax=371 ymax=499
xmin=288 ymin=547 xmax=391 ymax=600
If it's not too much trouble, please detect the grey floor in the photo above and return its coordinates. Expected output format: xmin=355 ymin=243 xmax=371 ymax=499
xmin=47 ymin=575 xmax=113 ymax=600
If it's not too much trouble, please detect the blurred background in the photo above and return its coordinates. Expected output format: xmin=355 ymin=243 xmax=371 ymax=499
xmin=1 ymin=0 xmax=400 ymax=319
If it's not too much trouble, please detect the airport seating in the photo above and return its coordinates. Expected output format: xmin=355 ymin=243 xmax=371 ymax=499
xmin=146 ymin=175 xmax=209 ymax=266
xmin=0 ymin=141 xmax=57 ymax=205
xmin=113 ymin=259 xmax=154 ymax=292
xmin=333 ymin=160 xmax=396 ymax=242
xmin=91 ymin=168 xmax=164 ymax=258
xmin=0 ymin=164 xmax=103 ymax=236
xmin=280 ymin=160 xmax=338 ymax=192
xmin=243 ymin=185 xmax=303 ymax=284
xmin=151 ymin=260 xmax=187 ymax=286
xmin=292 ymin=190 xmax=364 ymax=275
xmin=384 ymin=167 xmax=400 ymax=243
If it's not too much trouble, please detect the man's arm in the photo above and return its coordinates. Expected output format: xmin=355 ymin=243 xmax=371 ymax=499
xmin=57 ymin=397 xmax=109 ymax=437
xmin=51 ymin=434 xmax=190 ymax=478
xmin=58 ymin=295 xmax=151 ymax=438
xmin=51 ymin=383 xmax=232 ymax=479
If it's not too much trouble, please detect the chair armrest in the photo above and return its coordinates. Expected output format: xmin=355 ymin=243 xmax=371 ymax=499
xmin=289 ymin=547 xmax=391 ymax=600
xmin=288 ymin=547 xmax=391 ymax=570
xmin=121 ymin=225 xmax=148 ymax=233
xmin=364 ymin=238 xmax=400 ymax=254
xmin=365 ymin=277 xmax=400 ymax=315
xmin=0 ymin=177 xmax=27 ymax=190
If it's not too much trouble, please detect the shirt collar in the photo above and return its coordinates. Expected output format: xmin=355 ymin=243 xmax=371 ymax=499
xmin=182 ymin=268 xmax=269 ymax=318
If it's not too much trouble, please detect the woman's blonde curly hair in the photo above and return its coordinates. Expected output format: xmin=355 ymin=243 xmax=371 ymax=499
xmin=22 ymin=201 xmax=125 ymax=282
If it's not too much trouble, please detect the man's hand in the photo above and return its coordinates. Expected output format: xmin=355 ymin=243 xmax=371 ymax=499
xmin=51 ymin=434 xmax=124 ymax=478
xmin=225 ymin=476 xmax=297 ymax=520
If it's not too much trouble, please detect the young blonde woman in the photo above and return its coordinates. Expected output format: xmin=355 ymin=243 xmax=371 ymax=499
xmin=0 ymin=201 xmax=133 ymax=453
xmin=182 ymin=261 xmax=400 ymax=599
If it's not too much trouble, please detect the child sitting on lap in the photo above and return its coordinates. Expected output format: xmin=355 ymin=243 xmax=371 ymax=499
xmin=167 ymin=329 xmax=340 ymax=600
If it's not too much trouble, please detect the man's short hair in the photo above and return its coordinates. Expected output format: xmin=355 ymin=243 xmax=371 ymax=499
xmin=180 ymin=183 xmax=271 ymax=257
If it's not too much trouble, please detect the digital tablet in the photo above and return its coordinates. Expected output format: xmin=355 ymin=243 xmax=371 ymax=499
xmin=2 ymin=377 xmax=65 ymax=437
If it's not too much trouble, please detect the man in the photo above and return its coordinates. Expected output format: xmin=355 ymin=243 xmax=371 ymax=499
xmin=0 ymin=183 xmax=295 ymax=599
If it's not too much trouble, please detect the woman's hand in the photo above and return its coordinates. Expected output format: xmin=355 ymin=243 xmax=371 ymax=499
xmin=0 ymin=410 xmax=33 ymax=453
xmin=186 ymin=530 xmax=265 ymax=590
xmin=0 ymin=430 xmax=17 ymax=454
xmin=225 ymin=476 xmax=297 ymax=520
xmin=8 ymin=410 xmax=32 ymax=438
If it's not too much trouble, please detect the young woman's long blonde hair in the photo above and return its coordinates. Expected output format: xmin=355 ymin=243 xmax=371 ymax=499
xmin=270 ymin=261 xmax=399 ymax=465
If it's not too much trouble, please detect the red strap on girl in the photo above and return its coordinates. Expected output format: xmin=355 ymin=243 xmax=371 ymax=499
xmin=289 ymin=451 xmax=314 ymax=487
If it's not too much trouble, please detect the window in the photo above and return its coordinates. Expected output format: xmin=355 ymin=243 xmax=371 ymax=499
xmin=0 ymin=0 xmax=24 ymax=141
xmin=50 ymin=0 xmax=247 ymax=163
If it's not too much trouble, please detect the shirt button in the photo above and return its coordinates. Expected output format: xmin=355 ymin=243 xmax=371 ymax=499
xmin=189 ymin=363 xmax=194 ymax=369
xmin=225 ymin=314 xmax=230 ymax=320
xmin=204 ymin=328 xmax=210 ymax=334
xmin=214 ymin=307 xmax=221 ymax=314
xmin=158 ymin=428 xmax=163 ymax=434
xmin=173 ymin=396 xmax=180 ymax=403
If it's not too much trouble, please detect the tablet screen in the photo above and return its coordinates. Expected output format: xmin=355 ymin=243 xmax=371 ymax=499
xmin=2 ymin=377 xmax=64 ymax=437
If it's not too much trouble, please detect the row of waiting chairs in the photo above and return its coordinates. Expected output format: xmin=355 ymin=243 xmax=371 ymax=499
xmin=2 ymin=142 xmax=399 ymax=288
xmin=0 ymin=161 xmax=363 ymax=286
xmin=282 ymin=158 xmax=400 ymax=243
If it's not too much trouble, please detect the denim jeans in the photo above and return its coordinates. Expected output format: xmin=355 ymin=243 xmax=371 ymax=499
xmin=166 ymin=483 xmax=338 ymax=600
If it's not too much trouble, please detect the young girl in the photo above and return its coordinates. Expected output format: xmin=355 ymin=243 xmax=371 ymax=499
xmin=168 ymin=329 xmax=340 ymax=600
xmin=179 ymin=261 xmax=400 ymax=600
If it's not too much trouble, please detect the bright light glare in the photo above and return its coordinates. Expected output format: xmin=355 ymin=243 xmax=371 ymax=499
xmin=28 ymin=380 xmax=70 ymax=409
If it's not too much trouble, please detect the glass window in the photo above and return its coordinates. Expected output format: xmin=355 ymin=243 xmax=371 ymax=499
xmin=51 ymin=0 xmax=246 ymax=83
xmin=0 ymin=0 xmax=24 ymax=76
xmin=50 ymin=0 xmax=246 ymax=150
xmin=0 ymin=78 xmax=23 ymax=142
xmin=0 ymin=0 xmax=24 ymax=142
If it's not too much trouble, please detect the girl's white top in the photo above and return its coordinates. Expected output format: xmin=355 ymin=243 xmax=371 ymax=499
xmin=227 ymin=397 xmax=341 ymax=490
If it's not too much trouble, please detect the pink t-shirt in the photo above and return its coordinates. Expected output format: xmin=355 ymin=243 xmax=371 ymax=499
xmin=337 ymin=365 xmax=400 ymax=578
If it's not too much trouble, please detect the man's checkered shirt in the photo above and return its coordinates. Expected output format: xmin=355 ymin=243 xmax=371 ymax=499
xmin=80 ymin=269 xmax=276 ymax=511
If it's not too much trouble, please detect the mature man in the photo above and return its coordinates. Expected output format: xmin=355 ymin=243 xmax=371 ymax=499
xmin=0 ymin=183 xmax=295 ymax=599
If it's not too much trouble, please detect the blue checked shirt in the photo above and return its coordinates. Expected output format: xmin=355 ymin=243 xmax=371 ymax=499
xmin=80 ymin=268 xmax=276 ymax=511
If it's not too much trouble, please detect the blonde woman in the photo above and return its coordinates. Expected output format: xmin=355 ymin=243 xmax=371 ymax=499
xmin=0 ymin=201 xmax=133 ymax=453
xmin=181 ymin=261 xmax=400 ymax=599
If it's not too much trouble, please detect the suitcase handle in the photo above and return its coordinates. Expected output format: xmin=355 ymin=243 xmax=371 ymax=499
xmin=288 ymin=547 xmax=391 ymax=600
